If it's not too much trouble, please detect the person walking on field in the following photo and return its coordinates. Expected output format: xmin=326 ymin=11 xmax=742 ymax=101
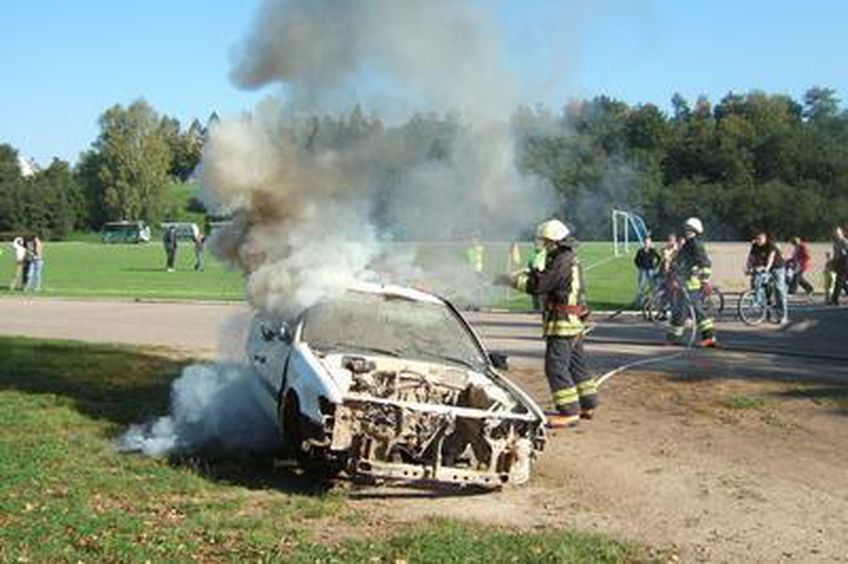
xmin=8 ymin=237 xmax=26 ymax=291
xmin=633 ymin=236 xmax=661 ymax=300
xmin=194 ymin=232 xmax=206 ymax=271
xmin=746 ymin=232 xmax=789 ymax=324
xmin=24 ymin=235 xmax=44 ymax=292
xmin=497 ymin=219 xmax=598 ymax=428
xmin=786 ymin=237 xmax=814 ymax=296
xmin=163 ymin=226 xmax=178 ymax=272
xmin=669 ymin=217 xmax=717 ymax=347
xmin=830 ymin=226 xmax=848 ymax=305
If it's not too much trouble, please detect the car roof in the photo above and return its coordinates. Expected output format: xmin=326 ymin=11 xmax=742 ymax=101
xmin=344 ymin=281 xmax=444 ymax=305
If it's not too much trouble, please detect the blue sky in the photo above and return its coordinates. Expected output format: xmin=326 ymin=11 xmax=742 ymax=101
xmin=2 ymin=0 xmax=846 ymax=164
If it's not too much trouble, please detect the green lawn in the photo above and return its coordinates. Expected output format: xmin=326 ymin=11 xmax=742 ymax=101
xmin=0 ymin=240 xmax=638 ymax=310
xmin=0 ymin=336 xmax=644 ymax=562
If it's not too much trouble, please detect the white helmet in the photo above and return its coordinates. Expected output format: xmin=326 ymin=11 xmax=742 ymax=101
xmin=536 ymin=219 xmax=570 ymax=242
xmin=683 ymin=217 xmax=704 ymax=235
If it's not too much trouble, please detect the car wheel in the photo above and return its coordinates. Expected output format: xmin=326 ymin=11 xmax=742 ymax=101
xmin=281 ymin=392 xmax=307 ymax=457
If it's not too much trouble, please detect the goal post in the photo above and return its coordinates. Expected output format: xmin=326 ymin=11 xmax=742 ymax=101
xmin=612 ymin=209 xmax=649 ymax=256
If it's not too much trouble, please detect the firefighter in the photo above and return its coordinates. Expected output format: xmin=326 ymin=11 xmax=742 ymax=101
xmin=466 ymin=236 xmax=485 ymax=308
xmin=496 ymin=219 xmax=597 ymax=428
xmin=668 ymin=217 xmax=717 ymax=347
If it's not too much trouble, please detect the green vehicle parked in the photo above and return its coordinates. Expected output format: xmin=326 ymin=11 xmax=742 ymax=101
xmin=100 ymin=221 xmax=151 ymax=244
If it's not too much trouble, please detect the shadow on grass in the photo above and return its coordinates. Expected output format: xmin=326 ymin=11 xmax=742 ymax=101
xmin=0 ymin=336 xmax=183 ymax=425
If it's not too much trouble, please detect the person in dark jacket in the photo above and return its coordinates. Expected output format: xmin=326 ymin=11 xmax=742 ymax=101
xmin=830 ymin=226 xmax=848 ymax=305
xmin=497 ymin=219 xmax=598 ymax=428
xmin=163 ymin=226 xmax=178 ymax=272
xmin=633 ymin=236 xmax=661 ymax=300
xmin=669 ymin=217 xmax=717 ymax=347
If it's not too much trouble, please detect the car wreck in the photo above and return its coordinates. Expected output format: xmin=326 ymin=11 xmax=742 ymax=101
xmin=247 ymin=282 xmax=546 ymax=488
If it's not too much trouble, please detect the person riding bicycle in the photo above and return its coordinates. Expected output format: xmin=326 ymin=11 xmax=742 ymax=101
xmin=745 ymin=232 xmax=789 ymax=324
xmin=668 ymin=217 xmax=717 ymax=347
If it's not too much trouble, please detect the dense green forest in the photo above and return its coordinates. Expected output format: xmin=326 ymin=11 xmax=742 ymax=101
xmin=1 ymin=88 xmax=846 ymax=240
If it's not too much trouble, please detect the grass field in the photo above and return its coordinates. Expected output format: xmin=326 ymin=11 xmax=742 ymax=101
xmin=0 ymin=241 xmax=638 ymax=310
xmin=0 ymin=336 xmax=642 ymax=562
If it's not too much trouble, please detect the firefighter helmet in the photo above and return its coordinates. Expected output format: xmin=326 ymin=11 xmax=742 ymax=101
xmin=683 ymin=217 xmax=704 ymax=235
xmin=537 ymin=219 xmax=570 ymax=242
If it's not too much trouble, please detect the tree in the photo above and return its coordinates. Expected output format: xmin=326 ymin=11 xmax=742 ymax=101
xmin=803 ymin=87 xmax=839 ymax=121
xmin=0 ymin=144 xmax=24 ymax=233
xmin=160 ymin=116 xmax=204 ymax=181
xmin=0 ymin=144 xmax=84 ymax=238
xmin=85 ymin=100 xmax=172 ymax=225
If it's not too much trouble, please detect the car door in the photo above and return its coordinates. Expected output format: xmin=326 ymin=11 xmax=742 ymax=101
xmin=247 ymin=313 xmax=292 ymax=399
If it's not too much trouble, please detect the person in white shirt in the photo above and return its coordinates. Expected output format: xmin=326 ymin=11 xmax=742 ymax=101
xmin=8 ymin=237 xmax=26 ymax=291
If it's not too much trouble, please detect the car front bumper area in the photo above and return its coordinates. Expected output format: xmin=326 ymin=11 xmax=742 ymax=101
xmin=328 ymin=396 xmax=544 ymax=488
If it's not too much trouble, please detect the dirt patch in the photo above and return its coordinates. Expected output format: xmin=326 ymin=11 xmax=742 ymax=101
xmin=348 ymin=369 xmax=848 ymax=563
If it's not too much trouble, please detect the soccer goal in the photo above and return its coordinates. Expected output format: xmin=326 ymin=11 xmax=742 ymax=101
xmin=611 ymin=209 xmax=649 ymax=256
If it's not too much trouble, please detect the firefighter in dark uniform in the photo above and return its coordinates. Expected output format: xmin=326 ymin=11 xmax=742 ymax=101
xmin=669 ymin=217 xmax=717 ymax=347
xmin=497 ymin=219 xmax=598 ymax=428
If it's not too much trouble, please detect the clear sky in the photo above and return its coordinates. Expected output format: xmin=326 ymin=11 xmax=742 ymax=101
xmin=2 ymin=0 xmax=846 ymax=164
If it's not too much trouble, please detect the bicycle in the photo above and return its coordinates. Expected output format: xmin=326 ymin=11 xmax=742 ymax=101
xmin=700 ymin=279 xmax=725 ymax=316
xmin=641 ymin=272 xmax=697 ymax=347
xmin=738 ymin=270 xmax=783 ymax=326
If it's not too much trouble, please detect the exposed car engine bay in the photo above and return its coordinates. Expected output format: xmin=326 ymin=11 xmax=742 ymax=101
xmin=322 ymin=354 xmax=541 ymax=487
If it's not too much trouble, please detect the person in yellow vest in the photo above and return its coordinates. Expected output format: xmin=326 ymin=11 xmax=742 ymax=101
xmin=527 ymin=233 xmax=547 ymax=312
xmin=466 ymin=236 xmax=484 ymax=274
xmin=466 ymin=236 xmax=485 ymax=308
xmin=496 ymin=219 xmax=597 ymax=428
xmin=508 ymin=242 xmax=522 ymax=272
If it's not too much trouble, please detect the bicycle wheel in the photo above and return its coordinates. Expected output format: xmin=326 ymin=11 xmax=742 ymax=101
xmin=679 ymin=295 xmax=698 ymax=347
xmin=738 ymin=289 xmax=766 ymax=325
xmin=713 ymin=288 xmax=726 ymax=315
xmin=643 ymin=289 xmax=670 ymax=323
xmin=661 ymin=289 xmax=697 ymax=346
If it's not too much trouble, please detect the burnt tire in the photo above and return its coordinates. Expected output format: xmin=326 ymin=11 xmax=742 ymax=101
xmin=281 ymin=392 xmax=307 ymax=458
xmin=279 ymin=392 xmax=344 ymax=480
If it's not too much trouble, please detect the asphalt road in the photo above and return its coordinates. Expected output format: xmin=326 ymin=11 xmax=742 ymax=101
xmin=1 ymin=296 xmax=846 ymax=384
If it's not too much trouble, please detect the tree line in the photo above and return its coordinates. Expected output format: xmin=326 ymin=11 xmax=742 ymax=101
xmin=1 ymin=88 xmax=846 ymax=240
xmin=0 ymin=100 xmax=206 ymax=239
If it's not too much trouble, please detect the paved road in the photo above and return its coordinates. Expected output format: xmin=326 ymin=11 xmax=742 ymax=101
xmin=1 ymin=297 xmax=846 ymax=382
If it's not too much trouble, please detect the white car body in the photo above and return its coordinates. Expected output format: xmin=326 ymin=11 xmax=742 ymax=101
xmin=247 ymin=282 xmax=546 ymax=488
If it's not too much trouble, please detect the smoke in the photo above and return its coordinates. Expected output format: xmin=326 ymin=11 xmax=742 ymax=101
xmin=118 ymin=363 xmax=281 ymax=456
xmin=203 ymin=0 xmax=555 ymax=316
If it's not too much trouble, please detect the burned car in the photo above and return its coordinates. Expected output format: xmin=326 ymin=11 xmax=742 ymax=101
xmin=247 ymin=282 xmax=546 ymax=487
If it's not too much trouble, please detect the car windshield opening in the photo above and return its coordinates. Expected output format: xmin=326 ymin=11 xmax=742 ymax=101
xmin=302 ymin=291 xmax=487 ymax=370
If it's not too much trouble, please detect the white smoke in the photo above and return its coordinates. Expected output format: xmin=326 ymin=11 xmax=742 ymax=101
xmin=118 ymin=363 xmax=281 ymax=456
xmin=203 ymin=0 xmax=556 ymax=316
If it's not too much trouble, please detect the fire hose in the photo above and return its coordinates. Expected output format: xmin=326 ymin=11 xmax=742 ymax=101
xmin=581 ymin=323 xmax=696 ymax=388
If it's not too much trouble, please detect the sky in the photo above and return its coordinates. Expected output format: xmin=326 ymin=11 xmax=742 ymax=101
xmin=2 ymin=0 xmax=847 ymax=165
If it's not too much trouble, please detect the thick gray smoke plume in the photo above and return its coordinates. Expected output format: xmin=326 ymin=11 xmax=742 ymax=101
xmin=203 ymin=0 xmax=555 ymax=316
